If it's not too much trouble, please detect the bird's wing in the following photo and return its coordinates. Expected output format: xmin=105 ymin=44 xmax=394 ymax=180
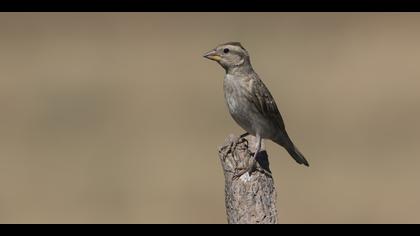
xmin=247 ymin=74 xmax=286 ymax=131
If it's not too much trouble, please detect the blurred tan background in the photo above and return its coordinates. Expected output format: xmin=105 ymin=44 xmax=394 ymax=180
xmin=0 ymin=13 xmax=420 ymax=223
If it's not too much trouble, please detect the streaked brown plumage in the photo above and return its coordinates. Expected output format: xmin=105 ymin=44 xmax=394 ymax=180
xmin=204 ymin=42 xmax=309 ymax=177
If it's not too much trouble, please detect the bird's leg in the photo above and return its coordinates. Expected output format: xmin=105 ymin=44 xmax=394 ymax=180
xmin=233 ymin=134 xmax=261 ymax=179
xmin=248 ymin=135 xmax=262 ymax=174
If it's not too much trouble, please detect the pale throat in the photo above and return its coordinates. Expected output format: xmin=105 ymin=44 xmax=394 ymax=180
xmin=226 ymin=62 xmax=254 ymax=76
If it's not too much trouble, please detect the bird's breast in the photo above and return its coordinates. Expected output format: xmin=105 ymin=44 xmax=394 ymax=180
xmin=223 ymin=75 xmax=256 ymax=134
xmin=223 ymin=74 xmax=278 ymax=138
xmin=223 ymin=75 xmax=245 ymax=113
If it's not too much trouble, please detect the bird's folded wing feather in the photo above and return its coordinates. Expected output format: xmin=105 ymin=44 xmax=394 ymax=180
xmin=246 ymin=74 xmax=286 ymax=131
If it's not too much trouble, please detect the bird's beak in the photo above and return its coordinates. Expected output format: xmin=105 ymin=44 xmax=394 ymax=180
xmin=203 ymin=50 xmax=222 ymax=61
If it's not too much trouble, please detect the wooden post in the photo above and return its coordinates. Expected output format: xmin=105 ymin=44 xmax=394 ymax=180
xmin=218 ymin=134 xmax=278 ymax=224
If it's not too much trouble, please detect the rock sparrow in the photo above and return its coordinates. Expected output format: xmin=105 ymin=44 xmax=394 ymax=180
xmin=204 ymin=42 xmax=309 ymax=177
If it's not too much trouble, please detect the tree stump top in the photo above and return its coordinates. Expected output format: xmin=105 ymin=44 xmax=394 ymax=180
xmin=218 ymin=134 xmax=278 ymax=224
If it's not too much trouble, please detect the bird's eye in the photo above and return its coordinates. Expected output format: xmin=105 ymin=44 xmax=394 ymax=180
xmin=223 ymin=48 xmax=230 ymax=54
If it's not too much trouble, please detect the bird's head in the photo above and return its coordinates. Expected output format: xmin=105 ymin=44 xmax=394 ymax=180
xmin=203 ymin=42 xmax=251 ymax=72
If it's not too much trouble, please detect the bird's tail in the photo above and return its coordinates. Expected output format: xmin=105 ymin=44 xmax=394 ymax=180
xmin=286 ymin=144 xmax=309 ymax=167
xmin=274 ymin=134 xmax=309 ymax=167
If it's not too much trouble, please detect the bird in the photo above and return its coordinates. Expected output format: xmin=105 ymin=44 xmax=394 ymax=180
xmin=203 ymin=42 xmax=309 ymax=177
